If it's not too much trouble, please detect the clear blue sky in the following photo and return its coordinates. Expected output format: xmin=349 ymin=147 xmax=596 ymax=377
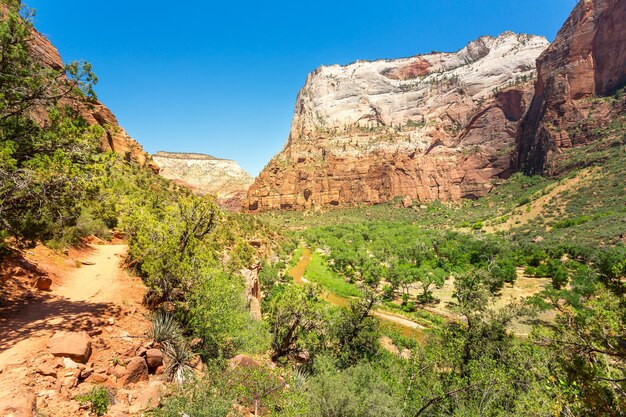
xmin=27 ymin=0 xmax=575 ymax=176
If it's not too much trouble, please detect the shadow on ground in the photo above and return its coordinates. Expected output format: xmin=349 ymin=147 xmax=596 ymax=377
xmin=0 ymin=294 xmax=120 ymax=352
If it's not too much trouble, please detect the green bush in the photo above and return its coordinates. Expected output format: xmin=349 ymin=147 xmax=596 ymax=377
xmin=75 ymin=386 xmax=111 ymax=416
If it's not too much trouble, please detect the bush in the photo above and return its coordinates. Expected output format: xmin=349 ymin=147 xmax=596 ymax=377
xmin=75 ymin=386 xmax=111 ymax=416
xmin=148 ymin=311 xmax=182 ymax=347
xmin=305 ymin=357 xmax=402 ymax=417
xmin=186 ymin=271 xmax=255 ymax=359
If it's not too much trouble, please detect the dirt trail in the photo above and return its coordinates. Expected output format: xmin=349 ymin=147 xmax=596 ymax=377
xmin=0 ymin=244 xmax=135 ymax=369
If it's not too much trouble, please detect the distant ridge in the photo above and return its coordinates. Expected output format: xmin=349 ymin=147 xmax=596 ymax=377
xmin=152 ymin=151 xmax=253 ymax=212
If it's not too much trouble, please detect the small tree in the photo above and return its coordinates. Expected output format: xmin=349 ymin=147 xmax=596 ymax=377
xmin=267 ymin=284 xmax=325 ymax=361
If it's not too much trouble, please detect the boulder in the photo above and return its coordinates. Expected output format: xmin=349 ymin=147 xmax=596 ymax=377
xmin=31 ymin=277 xmax=52 ymax=291
xmin=229 ymin=354 xmax=260 ymax=368
xmin=145 ymin=349 xmax=163 ymax=371
xmin=119 ymin=357 xmax=148 ymax=386
xmin=48 ymin=331 xmax=92 ymax=363
xmin=86 ymin=373 xmax=108 ymax=383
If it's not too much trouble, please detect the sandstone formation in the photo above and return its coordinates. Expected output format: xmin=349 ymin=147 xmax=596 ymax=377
xmin=516 ymin=0 xmax=626 ymax=174
xmin=247 ymin=32 xmax=549 ymax=211
xmin=153 ymin=151 xmax=254 ymax=211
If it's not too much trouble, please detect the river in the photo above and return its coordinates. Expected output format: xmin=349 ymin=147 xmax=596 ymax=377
xmin=289 ymin=248 xmax=425 ymax=339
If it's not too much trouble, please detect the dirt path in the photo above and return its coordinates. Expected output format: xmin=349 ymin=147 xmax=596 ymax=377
xmin=0 ymin=244 xmax=136 ymax=369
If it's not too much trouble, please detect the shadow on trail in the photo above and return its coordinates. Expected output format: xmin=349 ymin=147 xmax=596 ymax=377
xmin=0 ymin=293 xmax=120 ymax=353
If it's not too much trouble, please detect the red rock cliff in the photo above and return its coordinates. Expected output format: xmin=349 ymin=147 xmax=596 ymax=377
xmin=246 ymin=33 xmax=548 ymax=211
xmin=516 ymin=0 xmax=626 ymax=174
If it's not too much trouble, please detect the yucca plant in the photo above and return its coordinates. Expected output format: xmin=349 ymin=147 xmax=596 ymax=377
xmin=164 ymin=340 xmax=193 ymax=384
xmin=148 ymin=311 xmax=182 ymax=347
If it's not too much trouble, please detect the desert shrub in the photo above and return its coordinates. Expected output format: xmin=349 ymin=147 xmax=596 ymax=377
xmin=75 ymin=386 xmax=112 ymax=416
xmin=305 ymin=356 xmax=402 ymax=417
xmin=185 ymin=271 xmax=257 ymax=359
xmin=149 ymin=311 xmax=183 ymax=347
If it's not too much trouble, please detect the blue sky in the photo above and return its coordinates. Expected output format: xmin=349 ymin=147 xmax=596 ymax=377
xmin=28 ymin=0 xmax=576 ymax=176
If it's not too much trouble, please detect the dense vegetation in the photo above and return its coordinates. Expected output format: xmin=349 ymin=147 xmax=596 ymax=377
xmin=1 ymin=2 xmax=625 ymax=416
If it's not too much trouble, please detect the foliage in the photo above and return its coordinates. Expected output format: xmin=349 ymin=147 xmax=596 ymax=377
xmin=267 ymin=284 xmax=326 ymax=361
xmin=0 ymin=4 xmax=101 ymax=250
xmin=75 ymin=386 xmax=111 ymax=416
xmin=163 ymin=339 xmax=194 ymax=384
xmin=305 ymin=356 xmax=402 ymax=417
xmin=184 ymin=270 xmax=255 ymax=359
xmin=304 ymin=251 xmax=362 ymax=298
xmin=533 ymin=286 xmax=626 ymax=415
xmin=331 ymin=290 xmax=380 ymax=368
xmin=148 ymin=311 xmax=183 ymax=347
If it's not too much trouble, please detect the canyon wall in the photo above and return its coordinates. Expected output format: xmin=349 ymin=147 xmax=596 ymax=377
xmin=152 ymin=152 xmax=253 ymax=211
xmin=247 ymin=32 xmax=549 ymax=211
xmin=516 ymin=0 xmax=626 ymax=174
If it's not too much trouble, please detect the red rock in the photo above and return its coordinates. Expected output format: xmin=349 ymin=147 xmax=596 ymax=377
xmin=31 ymin=277 xmax=52 ymax=290
xmin=517 ymin=0 xmax=626 ymax=174
xmin=229 ymin=354 xmax=260 ymax=368
xmin=48 ymin=332 xmax=92 ymax=364
xmin=128 ymin=381 xmax=165 ymax=413
xmin=145 ymin=349 xmax=163 ymax=371
xmin=86 ymin=373 xmax=108 ymax=383
xmin=0 ymin=389 xmax=36 ymax=417
xmin=79 ymin=367 xmax=93 ymax=379
xmin=118 ymin=357 xmax=149 ymax=386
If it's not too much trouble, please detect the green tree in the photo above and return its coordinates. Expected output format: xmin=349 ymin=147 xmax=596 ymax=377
xmin=331 ymin=289 xmax=380 ymax=367
xmin=0 ymin=3 xmax=100 ymax=247
xmin=267 ymin=284 xmax=326 ymax=361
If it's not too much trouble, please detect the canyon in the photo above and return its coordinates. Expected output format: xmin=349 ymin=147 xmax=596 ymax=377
xmin=152 ymin=152 xmax=253 ymax=210
xmin=247 ymin=0 xmax=626 ymax=212
xmin=246 ymin=32 xmax=549 ymax=211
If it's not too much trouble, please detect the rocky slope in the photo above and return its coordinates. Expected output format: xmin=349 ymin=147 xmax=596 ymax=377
xmin=516 ymin=0 xmax=626 ymax=174
xmin=12 ymin=5 xmax=156 ymax=170
xmin=247 ymin=32 xmax=549 ymax=211
xmin=152 ymin=152 xmax=253 ymax=210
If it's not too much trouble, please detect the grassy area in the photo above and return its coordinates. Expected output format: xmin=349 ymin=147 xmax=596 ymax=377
xmin=305 ymin=252 xmax=362 ymax=298
xmin=288 ymin=246 xmax=305 ymax=267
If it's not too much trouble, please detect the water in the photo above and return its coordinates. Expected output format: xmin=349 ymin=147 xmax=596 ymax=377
xmin=289 ymin=248 xmax=425 ymax=340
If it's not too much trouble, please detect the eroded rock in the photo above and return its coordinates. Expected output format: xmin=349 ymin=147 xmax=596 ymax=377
xmin=48 ymin=332 xmax=92 ymax=364
xmin=119 ymin=357 xmax=148 ymax=386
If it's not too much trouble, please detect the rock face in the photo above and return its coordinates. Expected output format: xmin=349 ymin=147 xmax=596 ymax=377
xmin=0 ymin=4 xmax=156 ymax=170
xmin=153 ymin=151 xmax=253 ymax=211
xmin=247 ymin=32 xmax=549 ymax=211
xmin=516 ymin=0 xmax=626 ymax=174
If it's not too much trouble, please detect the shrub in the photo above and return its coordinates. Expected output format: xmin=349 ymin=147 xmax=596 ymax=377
xmin=75 ymin=386 xmax=111 ymax=416
xmin=148 ymin=311 xmax=182 ymax=347
xmin=164 ymin=340 xmax=193 ymax=384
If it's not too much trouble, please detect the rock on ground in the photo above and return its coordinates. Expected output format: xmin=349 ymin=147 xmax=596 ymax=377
xmin=48 ymin=331 xmax=92 ymax=363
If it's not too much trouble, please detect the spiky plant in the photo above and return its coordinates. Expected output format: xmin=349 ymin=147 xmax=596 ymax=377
xmin=148 ymin=311 xmax=182 ymax=347
xmin=164 ymin=340 xmax=193 ymax=385
xmin=292 ymin=366 xmax=308 ymax=389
